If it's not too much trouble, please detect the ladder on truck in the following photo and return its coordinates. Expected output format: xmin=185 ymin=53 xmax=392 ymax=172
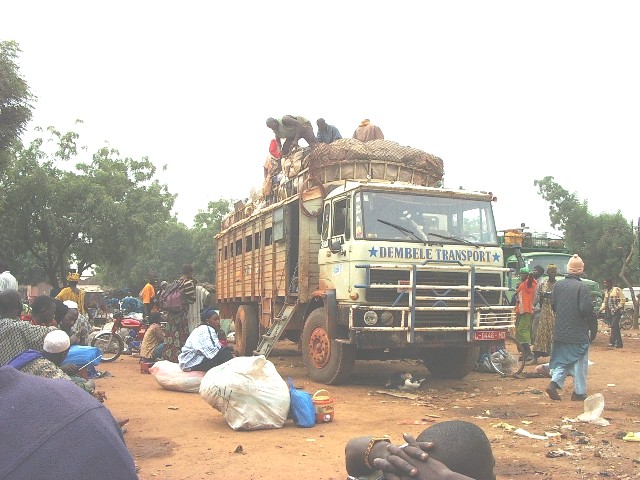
xmin=253 ymin=300 xmax=299 ymax=358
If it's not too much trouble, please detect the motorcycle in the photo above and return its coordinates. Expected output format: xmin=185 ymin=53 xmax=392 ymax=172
xmin=91 ymin=310 xmax=147 ymax=362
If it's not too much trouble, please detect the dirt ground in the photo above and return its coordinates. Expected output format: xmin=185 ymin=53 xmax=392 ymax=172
xmin=96 ymin=323 xmax=640 ymax=480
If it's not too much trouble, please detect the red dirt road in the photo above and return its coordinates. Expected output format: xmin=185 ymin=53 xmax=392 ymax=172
xmin=97 ymin=324 xmax=640 ymax=480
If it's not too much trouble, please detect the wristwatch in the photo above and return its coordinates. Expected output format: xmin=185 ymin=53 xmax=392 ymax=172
xmin=364 ymin=436 xmax=391 ymax=469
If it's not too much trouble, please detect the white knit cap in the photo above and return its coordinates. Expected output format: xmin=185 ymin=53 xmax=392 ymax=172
xmin=63 ymin=300 xmax=78 ymax=310
xmin=43 ymin=330 xmax=71 ymax=353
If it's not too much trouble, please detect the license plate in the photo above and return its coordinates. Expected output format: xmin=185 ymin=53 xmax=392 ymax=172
xmin=474 ymin=330 xmax=507 ymax=341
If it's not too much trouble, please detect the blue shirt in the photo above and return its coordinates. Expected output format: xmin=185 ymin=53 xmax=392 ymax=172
xmin=317 ymin=124 xmax=342 ymax=144
xmin=178 ymin=324 xmax=222 ymax=371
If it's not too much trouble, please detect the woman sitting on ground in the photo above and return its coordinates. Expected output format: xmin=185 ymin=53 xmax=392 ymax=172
xmin=178 ymin=307 xmax=233 ymax=372
xmin=140 ymin=311 xmax=165 ymax=363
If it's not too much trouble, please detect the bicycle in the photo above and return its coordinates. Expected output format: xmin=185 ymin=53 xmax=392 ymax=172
xmin=476 ymin=335 xmax=526 ymax=376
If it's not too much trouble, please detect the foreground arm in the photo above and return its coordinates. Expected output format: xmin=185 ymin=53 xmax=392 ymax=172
xmin=376 ymin=444 xmax=475 ymax=480
xmin=375 ymin=434 xmax=476 ymax=480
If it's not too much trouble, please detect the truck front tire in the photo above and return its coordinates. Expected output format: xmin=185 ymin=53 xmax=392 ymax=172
xmin=302 ymin=308 xmax=355 ymax=385
xmin=234 ymin=305 xmax=259 ymax=356
xmin=423 ymin=346 xmax=479 ymax=379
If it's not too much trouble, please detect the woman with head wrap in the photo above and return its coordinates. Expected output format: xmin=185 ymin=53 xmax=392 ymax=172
xmin=178 ymin=307 xmax=233 ymax=372
xmin=55 ymin=272 xmax=87 ymax=315
xmin=161 ymin=264 xmax=197 ymax=362
xmin=532 ymin=264 xmax=558 ymax=362
xmin=514 ymin=267 xmax=537 ymax=362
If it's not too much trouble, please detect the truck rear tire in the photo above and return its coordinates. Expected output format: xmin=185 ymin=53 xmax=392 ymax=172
xmin=234 ymin=305 xmax=259 ymax=356
xmin=423 ymin=346 xmax=479 ymax=379
xmin=302 ymin=308 xmax=355 ymax=385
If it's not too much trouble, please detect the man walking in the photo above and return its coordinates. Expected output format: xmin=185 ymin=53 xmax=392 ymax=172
xmin=546 ymin=254 xmax=594 ymax=401
xmin=599 ymin=278 xmax=626 ymax=348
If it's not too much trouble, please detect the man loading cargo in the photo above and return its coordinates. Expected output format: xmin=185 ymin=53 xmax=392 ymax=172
xmin=266 ymin=115 xmax=318 ymax=155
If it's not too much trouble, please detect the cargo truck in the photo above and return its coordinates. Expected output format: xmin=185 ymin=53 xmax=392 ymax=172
xmin=215 ymin=139 xmax=515 ymax=384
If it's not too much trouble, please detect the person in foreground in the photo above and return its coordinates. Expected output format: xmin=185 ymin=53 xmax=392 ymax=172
xmin=547 ymin=254 xmax=594 ymax=402
xmin=0 ymin=365 xmax=138 ymax=479
xmin=178 ymin=307 xmax=233 ymax=372
xmin=345 ymin=420 xmax=495 ymax=480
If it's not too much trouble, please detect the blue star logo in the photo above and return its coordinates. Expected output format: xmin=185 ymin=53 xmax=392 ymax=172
xmin=369 ymin=247 xmax=378 ymax=257
xmin=493 ymin=252 xmax=501 ymax=262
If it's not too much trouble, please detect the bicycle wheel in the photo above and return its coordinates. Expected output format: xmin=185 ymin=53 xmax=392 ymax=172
xmin=91 ymin=333 xmax=124 ymax=362
xmin=620 ymin=311 xmax=633 ymax=330
xmin=488 ymin=336 xmax=525 ymax=375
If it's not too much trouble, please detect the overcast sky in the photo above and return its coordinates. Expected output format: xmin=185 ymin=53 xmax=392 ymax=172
xmin=4 ymin=1 xmax=639 ymax=235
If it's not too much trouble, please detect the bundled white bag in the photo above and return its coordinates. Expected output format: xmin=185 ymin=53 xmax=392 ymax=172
xmin=199 ymin=355 xmax=290 ymax=431
xmin=149 ymin=360 xmax=205 ymax=393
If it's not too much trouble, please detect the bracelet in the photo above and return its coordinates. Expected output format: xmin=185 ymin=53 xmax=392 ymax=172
xmin=364 ymin=436 xmax=390 ymax=470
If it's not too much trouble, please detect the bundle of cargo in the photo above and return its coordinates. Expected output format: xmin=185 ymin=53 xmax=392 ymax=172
xmin=301 ymin=138 xmax=443 ymax=187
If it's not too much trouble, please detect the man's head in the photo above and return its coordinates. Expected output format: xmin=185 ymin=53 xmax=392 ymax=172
xmin=31 ymin=296 xmax=57 ymax=326
xmin=266 ymin=117 xmax=278 ymax=130
xmin=43 ymin=330 xmax=71 ymax=366
xmin=182 ymin=263 xmax=194 ymax=278
xmin=317 ymin=118 xmax=327 ymax=130
xmin=567 ymin=254 xmax=584 ymax=276
xmin=416 ymin=420 xmax=496 ymax=480
xmin=0 ymin=289 xmax=22 ymax=319
xmin=603 ymin=278 xmax=613 ymax=289
xmin=61 ymin=300 xmax=79 ymax=329
xmin=533 ymin=265 xmax=544 ymax=279
xmin=200 ymin=307 xmax=220 ymax=328
xmin=148 ymin=311 xmax=162 ymax=325
xmin=54 ymin=300 xmax=69 ymax=325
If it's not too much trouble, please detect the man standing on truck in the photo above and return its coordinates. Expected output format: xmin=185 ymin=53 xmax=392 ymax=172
xmin=316 ymin=118 xmax=342 ymax=144
xmin=353 ymin=118 xmax=384 ymax=141
xmin=266 ymin=115 xmax=318 ymax=155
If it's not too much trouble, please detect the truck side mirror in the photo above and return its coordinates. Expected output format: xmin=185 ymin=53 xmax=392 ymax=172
xmin=329 ymin=238 xmax=343 ymax=254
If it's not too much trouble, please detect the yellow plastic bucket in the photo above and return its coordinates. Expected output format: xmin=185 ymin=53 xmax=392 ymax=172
xmin=313 ymin=389 xmax=334 ymax=423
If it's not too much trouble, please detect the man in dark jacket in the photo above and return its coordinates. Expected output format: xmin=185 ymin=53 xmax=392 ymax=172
xmin=547 ymin=254 xmax=594 ymax=401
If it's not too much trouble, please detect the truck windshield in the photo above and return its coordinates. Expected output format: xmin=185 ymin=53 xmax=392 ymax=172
xmin=355 ymin=190 xmax=498 ymax=245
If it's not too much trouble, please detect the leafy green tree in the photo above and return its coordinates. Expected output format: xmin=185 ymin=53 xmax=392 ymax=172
xmin=192 ymin=199 xmax=232 ymax=284
xmin=535 ymin=176 xmax=638 ymax=285
xmin=0 ymin=40 xmax=34 ymax=174
xmin=1 ymin=125 xmax=175 ymax=289
xmin=96 ymin=199 xmax=232 ymax=293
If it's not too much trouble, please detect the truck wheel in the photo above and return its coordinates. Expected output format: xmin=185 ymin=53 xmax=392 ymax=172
xmin=302 ymin=308 xmax=355 ymax=385
xmin=235 ymin=305 xmax=259 ymax=356
xmin=423 ymin=346 xmax=479 ymax=379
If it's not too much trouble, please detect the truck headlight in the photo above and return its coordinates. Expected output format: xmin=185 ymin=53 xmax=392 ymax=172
xmin=380 ymin=311 xmax=395 ymax=326
xmin=363 ymin=311 xmax=378 ymax=326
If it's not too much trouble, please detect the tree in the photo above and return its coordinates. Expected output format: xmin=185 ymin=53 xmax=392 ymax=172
xmin=0 ymin=125 xmax=175 ymax=289
xmin=535 ymin=176 xmax=638 ymax=287
xmin=0 ymin=40 xmax=34 ymax=174
xmin=95 ymin=199 xmax=232 ymax=293
xmin=191 ymin=199 xmax=232 ymax=283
